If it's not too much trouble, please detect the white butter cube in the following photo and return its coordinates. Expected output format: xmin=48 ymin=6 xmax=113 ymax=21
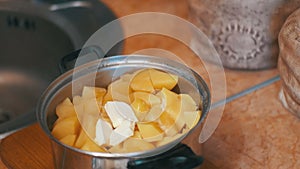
xmin=104 ymin=101 xmax=138 ymax=128
xmin=113 ymin=101 xmax=138 ymax=122
xmin=109 ymin=120 xmax=134 ymax=146
xmin=104 ymin=101 xmax=125 ymax=128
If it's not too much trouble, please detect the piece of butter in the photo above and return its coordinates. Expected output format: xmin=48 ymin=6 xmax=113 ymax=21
xmin=104 ymin=101 xmax=138 ymax=128
xmin=111 ymin=101 xmax=138 ymax=122
xmin=110 ymin=120 xmax=134 ymax=146
xmin=95 ymin=118 xmax=113 ymax=145
xmin=104 ymin=101 xmax=125 ymax=128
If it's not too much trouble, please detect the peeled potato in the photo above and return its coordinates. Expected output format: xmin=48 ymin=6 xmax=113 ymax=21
xmin=84 ymin=98 xmax=101 ymax=116
xmin=179 ymin=94 xmax=198 ymax=112
xmin=131 ymin=98 xmax=150 ymax=121
xmin=158 ymin=112 xmax=178 ymax=136
xmin=131 ymin=98 xmax=150 ymax=113
xmin=143 ymin=104 xmax=164 ymax=122
xmin=51 ymin=116 xmax=79 ymax=139
xmin=184 ymin=110 xmax=202 ymax=129
xmin=77 ymin=87 xmax=104 ymax=116
xmin=82 ymin=86 xmax=106 ymax=109
xmin=74 ymin=128 xmax=89 ymax=148
xmin=109 ymin=78 xmax=132 ymax=104
xmin=81 ymin=137 xmax=106 ymax=152
xmin=137 ymin=122 xmax=164 ymax=142
xmin=178 ymin=94 xmax=200 ymax=129
xmin=158 ymin=88 xmax=181 ymax=117
xmin=148 ymin=69 xmax=178 ymax=90
xmin=159 ymin=112 xmax=175 ymax=129
xmin=56 ymin=98 xmax=76 ymax=119
xmin=82 ymin=86 xmax=106 ymax=100
xmin=103 ymin=84 xmax=113 ymax=104
xmin=123 ymin=138 xmax=155 ymax=152
xmin=72 ymin=96 xmax=84 ymax=114
xmin=132 ymin=130 xmax=142 ymax=139
xmin=73 ymin=95 xmax=100 ymax=139
xmin=108 ymin=143 xmax=125 ymax=153
xmin=130 ymin=69 xmax=155 ymax=93
xmin=155 ymin=132 xmax=184 ymax=147
xmin=79 ymin=114 xmax=98 ymax=140
xmin=131 ymin=91 xmax=161 ymax=106
xmin=131 ymin=91 xmax=163 ymax=122
xmin=59 ymin=134 xmax=77 ymax=147
xmin=156 ymin=88 xmax=182 ymax=135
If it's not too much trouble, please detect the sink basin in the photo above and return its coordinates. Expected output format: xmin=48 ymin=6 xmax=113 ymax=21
xmin=0 ymin=0 xmax=123 ymax=138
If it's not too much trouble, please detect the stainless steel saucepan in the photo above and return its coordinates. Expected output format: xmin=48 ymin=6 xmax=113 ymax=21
xmin=36 ymin=50 xmax=211 ymax=169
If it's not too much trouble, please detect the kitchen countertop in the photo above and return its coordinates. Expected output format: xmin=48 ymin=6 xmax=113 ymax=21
xmin=1 ymin=0 xmax=300 ymax=168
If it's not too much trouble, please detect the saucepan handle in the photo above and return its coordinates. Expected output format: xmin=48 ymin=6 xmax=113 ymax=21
xmin=127 ymin=143 xmax=204 ymax=169
xmin=59 ymin=45 xmax=106 ymax=73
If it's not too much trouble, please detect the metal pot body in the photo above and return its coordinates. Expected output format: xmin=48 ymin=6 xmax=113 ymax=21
xmin=37 ymin=55 xmax=210 ymax=169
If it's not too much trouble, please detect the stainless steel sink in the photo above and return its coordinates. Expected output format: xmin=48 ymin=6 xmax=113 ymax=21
xmin=0 ymin=0 xmax=122 ymax=138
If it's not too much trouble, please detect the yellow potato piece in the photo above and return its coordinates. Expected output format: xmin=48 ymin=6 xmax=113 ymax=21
xmin=73 ymin=95 xmax=100 ymax=128
xmin=155 ymin=132 xmax=184 ymax=147
xmin=103 ymin=84 xmax=113 ymax=104
xmin=177 ymin=94 xmax=199 ymax=130
xmin=51 ymin=116 xmax=79 ymax=140
xmin=132 ymin=130 xmax=142 ymax=139
xmin=120 ymin=73 xmax=135 ymax=81
xmin=158 ymin=88 xmax=181 ymax=117
xmin=184 ymin=110 xmax=202 ymax=129
xmin=143 ymin=104 xmax=164 ymax=122
xmin=131 ymin=91 xmax=161 ymax=106
xmin=103 ymin=72 xmax=135 ymax=105
xmin=81 ymin=137 xmax=106 ymax=152
xmin=148 ymin=69 xmax=178 ymax=90
xmin=131 ymin=98 xmax=150 ymax=121
xmin=148 ymin=94 xmax=161 ymax=105
xmin=75 ymin=87 xmax=104 ymax=116
xmin=109 ymin=78 xmax=132 ymax=104
xmin=79 ymin=114 xmax=98 ymax=140
xmin=56 ymin=98 xmax=76 ymax=119
xmin=82 ymin=86 xmax=106 ymax=100
xmin=82 ymin=86 xmax=106 ymax=109
xmin=159 ymin=112 xmax=175 ymax=128
xmin=123 ymin=138 xmax=155 ymax=152
xmin=59 ymin=134 xmax=77 ymax=147
xmin=132 ymin=91 xmax=163 ymax=122
xmin=130 ymin=69 xmax=155 ymax=93
xmin=137 ymin=122 xmax=164 ymax=142
xmin=157 ymin=88 xmax=182 ymax=136
xmin=84 ymin=98 xmax=101 ymax=116
xmin=158 ymin=112 xmax=178 ymax=136
xmin=131 ymin=98 xmax=150 ymax=113
xmin=179 ymin=94 xmax=198 ymax=112
xmin=73 ymin=96 xmax=100 ymax=139
xmin=72 ymin=96 xmax=84 ymax=114
xmin=108 ymin=143 xmax=125 ymax=153
xmin=74 ymin=128 xmax=88 ymax=148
